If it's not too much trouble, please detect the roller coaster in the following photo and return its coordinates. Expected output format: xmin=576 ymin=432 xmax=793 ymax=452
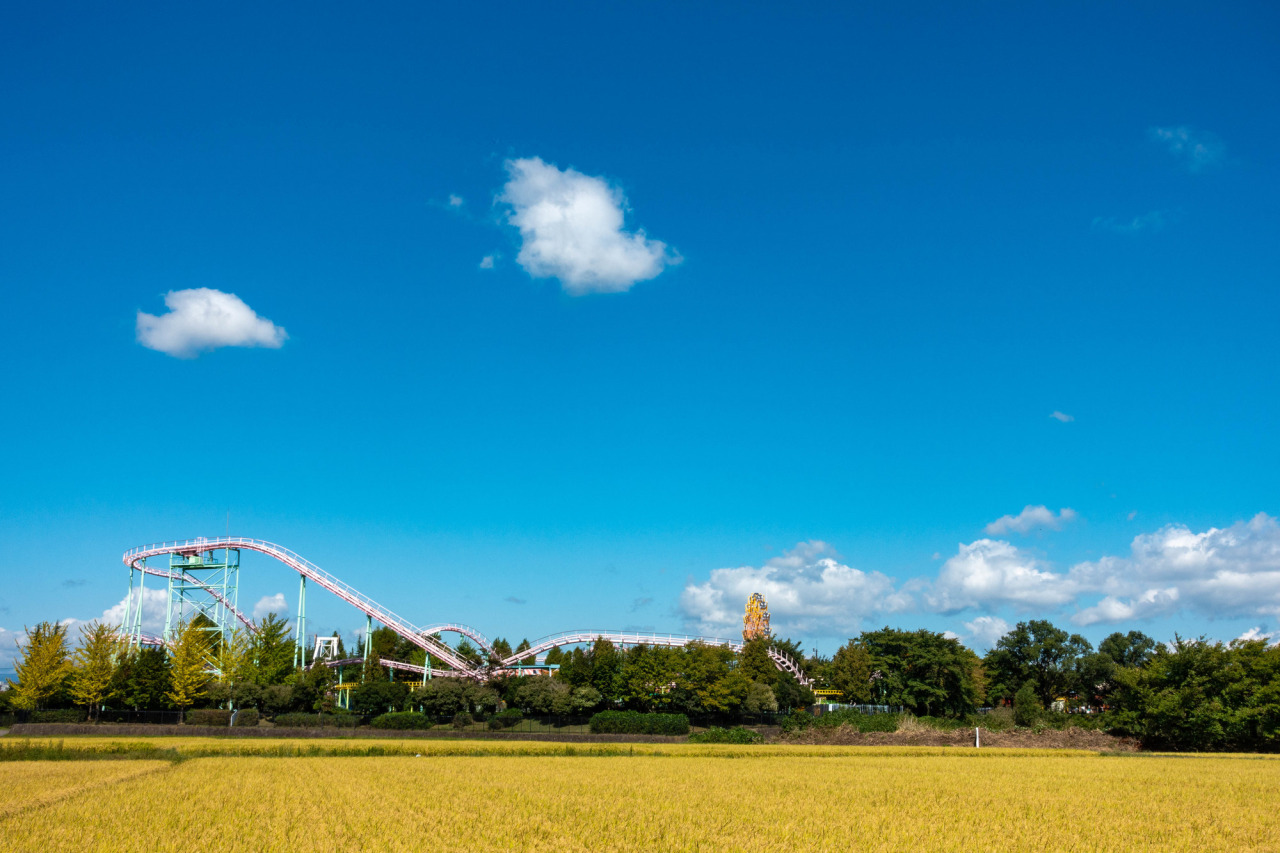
xmin=119 ymin=537 xmax=812 ymax=686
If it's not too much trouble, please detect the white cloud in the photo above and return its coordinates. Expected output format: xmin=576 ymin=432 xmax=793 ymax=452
xmin=1236 ymin=627 xmax=1278 ymax=646
xmin=1149 ymin=126 xmax=1225 ymax=172
xmin=253 ymin=593 xmax=289 ymax=620
xmin=961 ymin=615 xmax=1011 ymax=649
xmin=448 ymin=194 xmax=464 ymax=207
xmin=97 ymin=587 xmax=169 ymax=634
xmin=985 ymin=505 xmax=1078 ymax=536
xmin=137 ymin=288 xmax=287 ymax=358
xmin=1068 ymin=513 xmax=1280 ymax=625
xmin=927 ymin=539 xmax=1079 ymax=613
xmin=1092 ymin=210 xmax=1169 ymax=234
xmin=479 ymin=255 xmax=495 ymax=269
xmin=499 ymin=156 xmax=680 ymax=294
xmin=680 ymin=541 xmax=910 ymax=638
xmin=1050 ymin=411 xmax=1074 ymax=423
xmin=0 ymin=627 xmax=21 ymax=672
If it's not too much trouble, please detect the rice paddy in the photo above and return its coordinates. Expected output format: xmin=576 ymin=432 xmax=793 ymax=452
xmin=2 ymin=739 xmax=1278 ymax=852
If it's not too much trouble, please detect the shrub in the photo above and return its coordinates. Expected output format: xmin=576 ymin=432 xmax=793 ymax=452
xmin=186 ymin=709 xmax=231 ymax=726
xmin=806 ymin=710 xmax=899 ymax=732
xmin=780 ymin=709 xmax=814 ymax=733
xmin=488 ymin=709 xmax=523 ymax=730
xmin=232 ymin=709 xmax=260 ymax=727
xmin=272 ymin=712 xmax=359 ymax=728
xmin=30 ymin=709 xmax=87 ymax=724
xmin=588 ymin=711 xmax=690 ymax=736
xmin=689 ymin=726 xmax=764 ymax=744
xmin=451 ymin=712 xmax=475 ymax=729
xmin=1013 ymin=683 xmax=1042 ymax=727
xmin=371 ymin=711 xmax=433 ymax=730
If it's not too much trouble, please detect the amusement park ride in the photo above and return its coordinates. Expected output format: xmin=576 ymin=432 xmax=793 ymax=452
xmin=118 ymin=537 xmax=812 ymax=686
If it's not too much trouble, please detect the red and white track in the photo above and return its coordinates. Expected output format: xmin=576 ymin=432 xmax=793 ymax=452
xmin=123 ymin=537 xmax=812 ymax=686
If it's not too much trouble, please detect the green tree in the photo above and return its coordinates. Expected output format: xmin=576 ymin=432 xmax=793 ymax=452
xmin=860 ymin=628 xmax=980 ymax=716
xmin=744 ymin=681 xmax=779 ymax=713
xmin=1013 ymin=682 xmax=1042 ymax=727
xmin=490 ymin=637 xmax=513 ymax=664
xmin=1108 ymin=636 xmax=1280 ymax=751
xmin=544 ymin=646 xmax=564 ymax=667
xmin=515 ymin=638 xmax=534 ymax=665
xmin=618 ymin=644 xmax=679 ymax=711
xmin=68 ymin=622 xmax=123 ymax=720
xmin=771 ymin=672 xmax=815 ymax=712
xmin=1099 ymin=631 xmax=1157 ymax=668
xmin=830 ymin=641 xmax=873 ymax=702
xmin=983 ymin=620 xmax=1092 ymax=707
xmin=738 ymin=637 xmax=778 ymax=686
xmin=122 ymin=646 xmax=172 ymax=711
xmin=215 ymin=628 xmax=253 ymax=686
xmin=413 ymin=678 xmax=469 ymax=716
xmin=589 ymin=638 xmax=622 ymax=699
xmin=167 ymin=620 xmax=211 ymax=719
xmin=9 ymin=621 xmax=73 ymax=710
xmin=248 ymin=613 xmax=294 ymax=686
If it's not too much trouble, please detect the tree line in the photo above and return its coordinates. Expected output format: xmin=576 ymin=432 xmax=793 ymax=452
xmin=3 ymin=615 xmax=1277 ymax=750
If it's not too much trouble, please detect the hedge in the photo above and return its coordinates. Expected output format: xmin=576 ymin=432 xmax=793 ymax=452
xmin=185 ymin=709 xmax=261 ymax=726
xmin=688 ymin=726 xmax=764 ymax=744
xmin=780 ymin=710 xmax=901 ymax=734
xmin=488 ymin=709 xmax=523 ymax=730
xmin=589 ymin=710 xmax=689 ymax=736
xmin=30 ymin=709 xmax=87 ymax=724
xmin=272 ymin=712 xmax=359 ymax=728
xmin=370 ymin=712 xmax=433 ymax=730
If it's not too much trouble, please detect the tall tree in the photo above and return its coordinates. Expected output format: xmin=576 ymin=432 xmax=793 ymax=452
xmin=738 ymin=637 xmax=778 ymax=686
xmin=167 ymin=620 xmax=211 ymax=719
xmin=10 ymin=621 xmax=73 ymax=710
xmin=123 ymin=646 xmax=172 ymax=711
xmin=490 ymin=637 xmax=513 ymax=664
xmin=68 ymin=622 xmax=123 ymax=720
xmin=1099 ymin=631 xmax=1157 ymax=668
xmin=249 ymin=613 xmax=294 ymax=685
xmin=515 ymin=638 xmax=534 ymax=665
xmin=983 ymin=620 xmax=1092 ymax=707
xmin=860 ymin=628 xmax=980 ymax=716
xmin=830 ymin=641 xmax=874 ymax=703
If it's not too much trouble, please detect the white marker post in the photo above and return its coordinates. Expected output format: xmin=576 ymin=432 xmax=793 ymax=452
xmin=975 ymin=727 xmax=980 ymax=748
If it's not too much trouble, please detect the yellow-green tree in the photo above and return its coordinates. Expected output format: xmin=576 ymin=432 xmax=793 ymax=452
xmin=10 ymin=622 xmax=73 ymax=710
xmin=69 ymin=622 xmax=123 ymax=721
xmin=215 ymin=628 xmax=253 ymax=684
xmin=166 ymin=620 xmax=211 ymax=720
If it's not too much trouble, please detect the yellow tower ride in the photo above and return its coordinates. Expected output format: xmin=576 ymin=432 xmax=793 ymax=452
xmin=743 ymin=592 xmax=770 ymax=641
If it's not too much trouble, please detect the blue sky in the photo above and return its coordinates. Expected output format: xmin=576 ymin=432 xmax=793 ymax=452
xmin=2 ymin=2 xmax=1278 ymax=670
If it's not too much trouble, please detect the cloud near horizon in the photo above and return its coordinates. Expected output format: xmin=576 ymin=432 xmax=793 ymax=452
xmin=679 ymin=514 xmax=1280 ymax=644
xmin=137 ymin=288 xmax=287 ymax=358
xmin=679 ymin=541 xmax=912 ymax=638
xmin=253 ymin=593 xmax=289 ymax=620
xmin=499 ymin=157 xmax=680 ymax=294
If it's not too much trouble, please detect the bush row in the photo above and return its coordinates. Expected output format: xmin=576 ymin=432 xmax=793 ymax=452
xmin=185 ymin=709 xmax=260 ymax=727
xmin=588 ymin=710 xmax=690 ymax=736
xmin=488 ymin=709 xmax=523 ymax=730
xmin=688 ymin=726 xmax=764 ymax=744
xmin=780 ymin=710 xmax=901 ymax=734
xmin=271 ymin=712 xmax=359 ymax=728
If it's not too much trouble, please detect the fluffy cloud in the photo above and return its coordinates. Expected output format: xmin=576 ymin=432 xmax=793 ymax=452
xmin=1068 ymin=514 xmax=1280 ymax=625
xmin=1092 ymin=210 xmax=1169 ymax=234
xmin=985 ymin=506 xmax=1077 ymax=536
xmin=97 ymin=586 xmax=170 ymax=634
xmin=1149 ymin=126 xmax=1225 ymax=172
xmin=680 ymin=541 xmax=910 ymax=638
xmin=137 ymin=288 xmax=287 ymax=358
xmin=927 ymin=539 xmax=1079 ymax=613
xmin=1050 ymin=411 xmax=1074 ymax=423
xmin=478 ymin=255 xmax=495 ymax=269
xmin=448 ymin=194 xmax=464 ymax=207
xmin=499 ymin=157 xmax=680 ymax=294
xmin=961 ymin=615 xmax=1012 ymax=649
xmin=253 ymin=593 xmax=289 ymax=620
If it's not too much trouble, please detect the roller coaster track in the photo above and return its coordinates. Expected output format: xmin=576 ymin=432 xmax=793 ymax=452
xmin=122 ymin=537 xmax=812 ymax=686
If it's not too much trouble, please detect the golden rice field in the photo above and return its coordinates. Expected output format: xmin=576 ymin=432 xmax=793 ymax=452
xmin=2 ymin=741 xmax=1278 ymax=852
